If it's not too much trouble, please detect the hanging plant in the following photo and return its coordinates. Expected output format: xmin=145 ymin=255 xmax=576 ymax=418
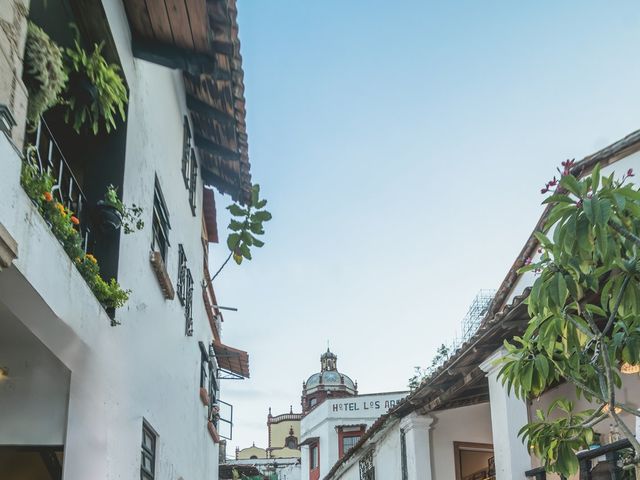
xmin=63 ymin=30 xmax=127 ymax=135
xmin=22 ymin=22 xmax=68 ymax=126
xmin=95 ymin=184 xmax=144 ymax=234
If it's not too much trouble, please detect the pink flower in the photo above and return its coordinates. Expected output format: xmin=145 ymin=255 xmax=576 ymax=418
xmin=627 ymin=168 xmax=634 ymax=177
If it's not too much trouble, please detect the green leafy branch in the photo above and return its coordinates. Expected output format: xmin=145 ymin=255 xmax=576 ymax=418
xmin=498 ymin=163 xmax=640 ymax=478
xmin=209 ymin=184 xmax=271 ymax=282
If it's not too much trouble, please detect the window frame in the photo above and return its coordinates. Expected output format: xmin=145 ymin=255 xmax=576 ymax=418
xmin=310 ymin=443 xmax=319 ymax=470
xmin=177 ymin=244 xmax=187 ymax=305
xmin=140 ymin=420 xmax=157 ymax=480
xmin=341 ymin=434 xmax=360 ymax=456
xmin=181 ymin=117 xmax=192 ymax=188
xmin=188 ymin=149 xmax=197 ymax=216
xmin=151 ymin=176 xmax=171 ymax=262
xmin=184 ymin=268 xmax=193 ymax=336
xmin=400 ymin=428 xmax=408 ymax=480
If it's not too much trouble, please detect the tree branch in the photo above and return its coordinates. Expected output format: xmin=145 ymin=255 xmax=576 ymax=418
xmin=602 ymin=275 xmax=631 ymax=336
xmin=609 ymin=219 xmax=640 ymax=247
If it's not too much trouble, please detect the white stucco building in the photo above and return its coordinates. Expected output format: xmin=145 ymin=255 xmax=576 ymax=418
xmin=0 ymin=1 xmax=254 ymax=479
xmin=323 ymin=131 xmax=640 ymax=480
xmin=299 ymin=349 xmax=407 ymax=480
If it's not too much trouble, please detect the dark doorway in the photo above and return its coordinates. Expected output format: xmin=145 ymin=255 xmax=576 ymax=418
xmin=0 ymin=446 xmax=64 ymax=480
xmin=454 ymin=441 xmax=495 ymax=480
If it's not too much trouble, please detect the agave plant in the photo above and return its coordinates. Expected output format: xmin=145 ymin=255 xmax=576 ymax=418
xmin=22 ymin=22 xmax=68 ymax=126
xmin=64 ymin=34 xmax=128 ymax=135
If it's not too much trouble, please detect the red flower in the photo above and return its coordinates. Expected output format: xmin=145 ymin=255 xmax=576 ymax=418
xmin=42 ymin=191 xmax=53 ymax=202
xmin=561 ymin=159 xmax=576 ymax=176
xmin=70 ymin=216 xmax=80 ymax=225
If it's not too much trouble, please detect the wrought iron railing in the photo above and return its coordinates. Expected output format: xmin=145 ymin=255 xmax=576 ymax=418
xmin=29 ymin=116 xmax=93 ymax=252
xmin=525 ymin=439 xmax=634 ymax=480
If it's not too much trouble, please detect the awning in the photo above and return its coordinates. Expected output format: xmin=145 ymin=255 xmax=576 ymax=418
xmin=298 ymin=437 xmax=320 ymax=447
xmin=212 ymin=341 xmax=249 ymax=378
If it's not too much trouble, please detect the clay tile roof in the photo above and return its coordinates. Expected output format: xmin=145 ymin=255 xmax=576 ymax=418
xmin=122 ymin=0 xmax=252 ymax=204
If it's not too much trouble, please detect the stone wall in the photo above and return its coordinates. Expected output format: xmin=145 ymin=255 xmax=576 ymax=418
xmin=0 ymin=0 xmax=29 ymax=149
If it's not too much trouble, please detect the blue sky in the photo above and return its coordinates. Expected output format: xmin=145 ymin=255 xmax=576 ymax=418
xmin=212 ymin=1 xmax=640 ymax=452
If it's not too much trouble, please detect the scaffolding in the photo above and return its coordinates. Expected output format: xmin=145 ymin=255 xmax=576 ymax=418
xmin=425 ymin=289 xmax=496 ymax=375
xmin=460 ymin=289 xmax=496 ymax=344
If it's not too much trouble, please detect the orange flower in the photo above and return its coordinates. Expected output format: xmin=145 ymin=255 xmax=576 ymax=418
xmin=55 ymin=203 xmax=65 ymax=215
xmin=85 ymin=254 xmax=97 ymax=264
xmin=70 ymin=216 xmax=80 ymax=225
xmin=42 ymin=191 xmax=53 ymax=202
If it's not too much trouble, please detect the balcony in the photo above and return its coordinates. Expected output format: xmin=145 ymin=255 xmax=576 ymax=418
xmin=525 ymin=439 xmax=634 ymax=480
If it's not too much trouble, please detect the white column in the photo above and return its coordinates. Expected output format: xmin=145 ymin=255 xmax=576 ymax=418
xmin=480 ymin=348 xmax=531 ymax=480
xmin=300 ymin=445 xmax=310 ymax=480
xmin=400 ymin=413 xmax=433 ymax=480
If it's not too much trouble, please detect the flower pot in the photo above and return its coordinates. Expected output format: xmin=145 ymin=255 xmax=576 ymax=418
xmin=68 ymin=71 xmax=98 ymax=107
xmin=95 ymin=201 xmax=122 ymax=232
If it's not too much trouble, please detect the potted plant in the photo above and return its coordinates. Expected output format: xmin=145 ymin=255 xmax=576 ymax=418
xmin=63 ymin=30 xmax=128 ymax=135
xmin=95 ymin=185 xmax=143 ymax=234
xmin=22 ymin=22 xmax=68 ymax=126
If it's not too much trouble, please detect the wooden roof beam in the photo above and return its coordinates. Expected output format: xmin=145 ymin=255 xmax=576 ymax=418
xmin=186 ymin=94 xmax=236 ymax=125
xmin=194 ymin=134 xmax=241 ymax=161
xmin=132 ymin=38 xmax=230 ymax=78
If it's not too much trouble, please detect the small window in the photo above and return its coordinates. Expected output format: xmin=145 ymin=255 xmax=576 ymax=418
xmin=177 ymin=245 xmax=187 ymax=305
xmin=185 ymin=269 xmax=193 ymax=336
xmin=151 ymin=177 xmax=171 ymax=262
xmin=342 ymin=435 xmax=360 ymax=456
xmin=200 ymin=342 xmax=218 ymax=407
xmin=310 ymin=444 xmax=319 ymax=470
xmin=309 ymin=397 xmax=318 ymax=408
xmin=141 ymin=421 xmax=157 ymax=480
xmin=188 ymin=150 xmax=197 ymax=216
xmin=181 ymin=117 xmax=192 ymax=188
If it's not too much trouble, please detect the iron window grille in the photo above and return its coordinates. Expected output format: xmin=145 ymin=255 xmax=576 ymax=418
xmin=400 ymin=428 xmax=408 ymax=480
xmin=151 ymin=176 xmax=171 ymax=262
xmin=177 ymin=245 xmax=187 ymax=305
xmin=181 ymin=117 xmax=191 ymax=188
xmin=199 ymin=342 xmax=218 ymax=406
xmin=140 ymin=421 xmax=157 ymax=480
xmin=185 ymin=269 xmax=193 ymax=336
xmin=188 ymin=149 xmax=197 ymax=216
xmin=359 ymin=449 xmax=375 ymax=480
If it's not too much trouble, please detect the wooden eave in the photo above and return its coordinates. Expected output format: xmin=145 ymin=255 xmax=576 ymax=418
xmin=122 ymin=0 xmax=252 ymax=204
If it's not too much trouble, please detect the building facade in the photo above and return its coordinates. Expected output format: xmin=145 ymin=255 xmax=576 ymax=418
xmin=300 ymin=349 xmax=407 ymax=480
xmin=323 ymin=131 xmax=640 ymax=480
xmin=0 ymin=0 xmax=254 ymax=479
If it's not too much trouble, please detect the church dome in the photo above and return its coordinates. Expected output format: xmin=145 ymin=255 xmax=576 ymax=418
xmin=302 ymin=349 xmax=358 ymax=406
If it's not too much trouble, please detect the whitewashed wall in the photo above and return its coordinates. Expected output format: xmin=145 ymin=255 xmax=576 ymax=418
xmin=0 ymin=0 xmax=224 ymax=478
xmin=0 ymin=305 xmax=70 ymax=446
xmin=374 ymin=423 xmax=402 ymax=479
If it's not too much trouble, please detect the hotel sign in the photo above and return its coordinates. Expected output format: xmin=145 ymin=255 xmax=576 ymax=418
xmin=330 ymin=396 xmax=404 ymax=414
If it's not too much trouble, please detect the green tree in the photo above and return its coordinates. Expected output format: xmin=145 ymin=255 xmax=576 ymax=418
xmin=408 ymin=343 xmax=450 ymax=390
xmin=499 ymin=161 xmax=640 ymax=478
